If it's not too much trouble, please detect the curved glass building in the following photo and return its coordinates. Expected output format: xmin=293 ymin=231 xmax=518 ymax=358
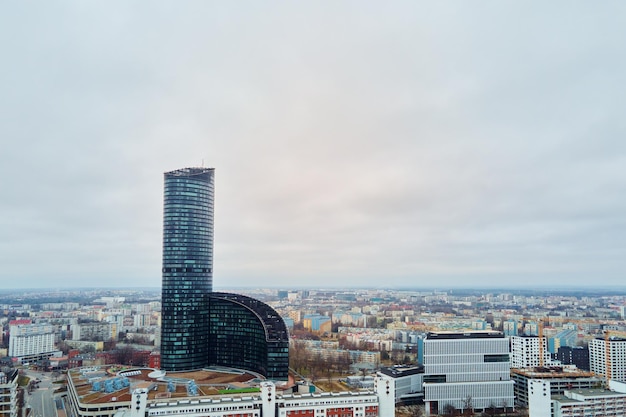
xmin=160 ymin=167 xmax=289 ymax=380
xmin=209 ymin=293 xmax=290 ymax=380
xmin=161 ymin=167 xmax=215 ymax=371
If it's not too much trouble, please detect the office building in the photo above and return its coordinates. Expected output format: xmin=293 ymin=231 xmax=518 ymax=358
xmin=209 ymin=293 xmax=289 ymax=380
xmin=159 ymin=168 xmax=289 ymax=379
xmin=161 ymin=167 xmax=215 ymax=371
xmin=422 ymin=331 xmax=514 ymax=416
xmin=378 ymin=365 xmax=425 ymax=404
xmin=590 ymin=336 xmax=626 ymax=382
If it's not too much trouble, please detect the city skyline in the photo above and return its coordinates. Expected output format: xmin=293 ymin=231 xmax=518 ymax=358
xmin=2 ymin=2 xmax=626 ymax=289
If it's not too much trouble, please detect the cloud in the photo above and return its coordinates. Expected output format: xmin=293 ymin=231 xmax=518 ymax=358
xmin=1 ymin=2 xmax=625 ymax=289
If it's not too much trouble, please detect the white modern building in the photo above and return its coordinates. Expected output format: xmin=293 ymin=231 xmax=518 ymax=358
xmin=66 ymin=366 xmax=396 ymax=417
xmin=529 ymin=379 xmax=626 ymax=417
xmin=510 ymin=336 xmax=554 ymax=368
xmin=511 ymin=366 xmax=600 ymax=407
xmin=0 ymin=370 xmax=19 ymax=417
xmin=378 ymin=365 xmax=424 ymax=404
xmin=590 ymin=337 xmax=626 ymax=382
xmin=423 ymin=331 xmax=514 ymax=416
xmin=8 ymin=321 xmax=57 ymax=363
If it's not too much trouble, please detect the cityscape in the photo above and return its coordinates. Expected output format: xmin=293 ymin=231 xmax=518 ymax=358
xmin=1 ymin=167 xmax=626 ymax=417
xmin=2 ymin=3 xmax=626 ymax=417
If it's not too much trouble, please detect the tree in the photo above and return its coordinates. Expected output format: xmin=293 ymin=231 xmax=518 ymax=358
xmin=483 ymin=402 xmax=497 ymax=416
xmin=80 ymin=344 xmax=95 ymax=354
xmin=500 ymin=399 xmax=509 ymax=416
xmin=463 ymin=396 xmax=474 ymax=416
xmin=114 ymin=345 xmax=136 ymax=365
xmin=56 ymin=340 xmax=71 ymax=355
xmin=443 ymin=403 xmax=457 ymax=416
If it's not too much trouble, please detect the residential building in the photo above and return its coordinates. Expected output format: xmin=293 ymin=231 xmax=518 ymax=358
xmin=422 ymin=331 xmax=514 ymax=416
xmin=8 ymin=321 xmax=58 ymax=364
xmin=511 ymin=335 xmax=554 ymax=368
xmin=556 ymin=346 xmax=590 ymax=371
xmin=511 ymin=366 xmax=600 ymax=407
xmin=590 ymin=336 xmax=626 ymax=382
xmin=303 ymin=314 xmax=331 ymax=333
xmin=503 ymin=320 xmax=518 ymax=337
xmin=529 ymin=379 xmax=626 ymax=417
xmin=71 ymin=323 xmax=117 ymax=341
xmin=547 ymin=329 xmax=578 ymax=354
xmin=0 ymin=370 xmax=18 ymax=417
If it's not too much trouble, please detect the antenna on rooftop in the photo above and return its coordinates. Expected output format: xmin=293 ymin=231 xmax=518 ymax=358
xmin=201 ymin=159 xmax=205 ymax=167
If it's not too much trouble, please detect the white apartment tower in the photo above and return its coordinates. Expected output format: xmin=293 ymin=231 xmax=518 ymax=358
xmin=510 ymin=336 xmax=554 ymax=368
xmin=590 ymin=337 xmax=626 ymax=382
xmin=8 ymin=322 xmax=56 ymax=363
xmin=423 ymin=331 xmax=514 ymax=416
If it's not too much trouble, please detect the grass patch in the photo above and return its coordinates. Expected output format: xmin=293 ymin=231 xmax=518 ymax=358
xmin=217 ymin=387 xmax=260 ymax=394
xmin=18 ymin=375 xmax=30 ymax=387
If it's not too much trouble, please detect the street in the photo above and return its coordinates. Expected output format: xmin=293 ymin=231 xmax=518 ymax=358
xmin=24 ymin=371 xmax=58 ymax=417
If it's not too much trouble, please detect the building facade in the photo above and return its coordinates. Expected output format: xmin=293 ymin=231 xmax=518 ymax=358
xmin=161 ymin=167 xmax=215 ymax=371
xmin=423 ymin=331 xmax=514 ymax=416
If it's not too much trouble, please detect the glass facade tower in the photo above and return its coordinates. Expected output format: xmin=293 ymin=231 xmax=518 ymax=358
xmin=161 ymin=167 xmax=214 ymax=371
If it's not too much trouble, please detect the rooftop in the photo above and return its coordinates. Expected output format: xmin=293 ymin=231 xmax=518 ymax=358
xmin=68 ymin=365 xmax=266 ymax=404
xmin=426 ymin=331 xmax=504 ymax=340
xmin=512 ymin=366 xmax=595 ymax=379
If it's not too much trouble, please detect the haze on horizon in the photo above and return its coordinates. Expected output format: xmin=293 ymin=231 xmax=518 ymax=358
xmin=1 ymin=2 xmax=625 ymax=290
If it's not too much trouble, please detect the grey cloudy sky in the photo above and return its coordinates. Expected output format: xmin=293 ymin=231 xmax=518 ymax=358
xmin=1 ymin=2 xmax=625 ymax=290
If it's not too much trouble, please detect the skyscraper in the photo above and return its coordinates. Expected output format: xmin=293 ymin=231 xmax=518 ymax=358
xmin=161 ymin=167 xmax=215 ymax=371
xmin=160 ymin=167 xmax=289 ymax=379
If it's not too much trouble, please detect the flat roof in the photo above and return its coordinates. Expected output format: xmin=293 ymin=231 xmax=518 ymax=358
xmin=68 ymin=366 xmax=263 ymax=404
xmin=564 ymin=388 xmax=626 ymax=398
xmin=379 ymin=365 xmax=424 ymax=378
xmin=426 ymin=331 xmax=504 ymax=340
xmin=511 ymin=367 xmax=595 ymax=378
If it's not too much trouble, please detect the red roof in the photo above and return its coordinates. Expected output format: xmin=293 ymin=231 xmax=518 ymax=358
xmin=9 ymin=319 xmax=32 ymax=326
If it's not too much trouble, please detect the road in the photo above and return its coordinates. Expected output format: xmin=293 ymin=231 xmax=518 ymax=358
xmin=24 ymin=371 xmax=58 ymax=417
